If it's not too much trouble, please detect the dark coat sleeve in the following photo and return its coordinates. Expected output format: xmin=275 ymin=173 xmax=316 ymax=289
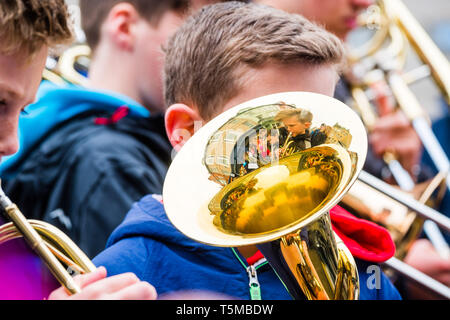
xmin=40 ymin=133 xmax=168 ymax=259
xmin=73 ymin=160 xmax=165 ymax=258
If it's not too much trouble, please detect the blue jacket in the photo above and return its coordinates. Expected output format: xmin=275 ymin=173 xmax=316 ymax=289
xmin=0 ymin=82 xmax=172 ymax=258
xmin=0 ymin=81 xmax=151 ymax=175
xmin=93 ymin=195 xmax=402 ymax=300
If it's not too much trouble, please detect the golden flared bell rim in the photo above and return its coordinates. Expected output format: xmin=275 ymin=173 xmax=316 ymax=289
xmin=163 ymin=91 xmax=368 ymax=247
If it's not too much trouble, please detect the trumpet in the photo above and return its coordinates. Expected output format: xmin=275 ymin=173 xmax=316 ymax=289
xmin=0 ymin=180 xmax=96 ymax=299
xmin=163 ymin=92 xmax=368 ymax=300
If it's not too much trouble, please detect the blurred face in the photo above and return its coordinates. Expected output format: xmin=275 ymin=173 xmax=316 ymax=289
xmin=97 ymin=2 xmax=212 ymax=113
xmin=0 ymin=46 xmax=47 ymax=161
xmin=135 ymin=11 xmax=185 ymax=113
xmin=282 ymin=116 xmax=310 ymax=136
xmin=258 ymin=0 xmax=373 ymax=39
xmin=135 ymin=1 xmax=216 ymax=112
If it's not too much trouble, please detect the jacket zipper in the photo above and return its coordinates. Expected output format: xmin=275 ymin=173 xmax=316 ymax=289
xmin=231 ymin=248 xmax=267 ymax=300
xmin=246 ymin=258 xmax=266 ymax=300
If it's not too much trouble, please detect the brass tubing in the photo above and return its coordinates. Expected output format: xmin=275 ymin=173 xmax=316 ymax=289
xmin=358 ymin=171 xmax=450 ymax=232
xmin=2 ymin=204 xmax=81 ymax=294
xmin=383 ymin=257 xmax=450 ymax=299
xmin=385 ymin=0 xmax=450 ymax=104
xmin=0 ymin=182 xmax=95 ymax=295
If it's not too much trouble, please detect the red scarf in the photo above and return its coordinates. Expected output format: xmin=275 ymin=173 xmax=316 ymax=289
xmin=329 ymin=205 xmax=395 ymax=263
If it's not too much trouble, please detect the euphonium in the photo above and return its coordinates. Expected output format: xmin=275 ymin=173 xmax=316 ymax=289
xmin=0 ymin=180 xmax=96 ymax=299
xmin=163 ymin=92 xmax=368 ymax=300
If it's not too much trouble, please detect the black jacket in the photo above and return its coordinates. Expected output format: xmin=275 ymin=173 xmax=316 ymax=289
xmin=3 ymin=111 xmax=172 ymax=258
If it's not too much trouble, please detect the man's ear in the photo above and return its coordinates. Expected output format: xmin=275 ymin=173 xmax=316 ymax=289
xmin=102 ymin=3 xmax=140 ymax=51
xmin=305 ymin=122 xmax=312 ymax=129
xmin=165 ymin=103 xmax=203 ymax=151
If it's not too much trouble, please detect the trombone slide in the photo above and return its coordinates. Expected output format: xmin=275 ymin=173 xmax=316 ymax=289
xmin=384 ymin=156 xmax=450 ymax=260
xmin=385 ymin=156 xmax=414 ymax=191
xmin=388 ymin=73 xmax=450 ymax=191
xmin=383 ymin=257 xmax=450 ymax=300
xmin=358 ymin=171 xmax=450 ymax=233
xmin=412 ymin=117 xmax=450 ymax=190
xmin=422 ymin=221 xmax=450 ymax=260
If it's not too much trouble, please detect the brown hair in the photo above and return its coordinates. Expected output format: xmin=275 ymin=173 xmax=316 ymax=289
xmin=80 ymin=0 xmax=190 ymax=50
xmin=164 ymin=1 xmax=345 ymax=120
xmin=274 ymin=109 xmax=313 ymax=124
xmin=80 ymin=0 xmax=246 ymax=50
xmin=0 ymin=0 xmax=73 ymax=56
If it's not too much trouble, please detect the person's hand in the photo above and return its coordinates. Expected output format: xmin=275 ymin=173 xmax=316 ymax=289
xmin=403 ymin=239 xmax=450 ymax=299
xmin=369 ymin=111 xmax=423 ymax=178
xmin=48 ymin=267 xmax=157 ymax=300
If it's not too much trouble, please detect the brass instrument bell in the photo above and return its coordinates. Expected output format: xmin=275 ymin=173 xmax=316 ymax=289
xmin=163 ymin=92 xmax=368 ymax=300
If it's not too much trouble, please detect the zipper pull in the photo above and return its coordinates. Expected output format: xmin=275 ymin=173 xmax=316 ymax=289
xmin=246 ymin=264 xmax=261 ymax=300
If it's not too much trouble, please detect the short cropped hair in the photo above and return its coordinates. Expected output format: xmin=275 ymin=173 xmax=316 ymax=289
xmin=164 ymin=1 xmax=345 ymax=120
xmin=79 ymin=0 xmax=247 ymax=51
xmin=0 ymin=0 xmax=73 ymax=56
xmin=274 ymin=109 xmax=313 ymax=124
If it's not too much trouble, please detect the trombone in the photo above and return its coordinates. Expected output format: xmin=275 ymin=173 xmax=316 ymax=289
xmin=348 ymin=0 xmax=450 ymax=191
xmin=347 ymin=0 xmax=450 ymax=235
xmin=344 ymin=0 xmax=450 ymax=297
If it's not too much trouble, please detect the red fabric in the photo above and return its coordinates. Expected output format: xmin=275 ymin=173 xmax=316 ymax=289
xmin=246 ymin=250 xmax=265 ymax=266
xmin=94 ymin=118 xmax=110 ymax=125
xmin=329 ymin=205 xmax=396 ymax=263
xmin=94 ymin=105 xmax=129 ymax=125
xmin=245 ymin=205 xmax=395 ymax=265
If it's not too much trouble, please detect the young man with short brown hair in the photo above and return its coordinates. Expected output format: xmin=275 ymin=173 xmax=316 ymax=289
xmin=93 ymin=2 xmax=400 ymax=300
xmin=0 ymin=0 xmax=72 ymax=159
xmin=0 ymin=0 xmax=156 ymax=300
